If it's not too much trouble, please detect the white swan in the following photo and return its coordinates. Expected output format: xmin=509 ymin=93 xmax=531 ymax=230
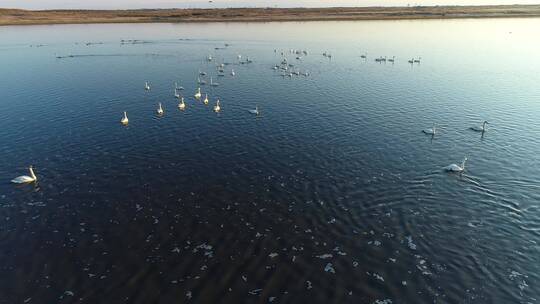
xmin=422 ymin=123 xmax=436 ymax=135
xmin=175 ymin=82 xmax=184 ymax=91
xmin=121 ymin=111 xmax=129 ymax=125
xmin=144 ymin=82 xmax=150 ymax=91
xmin=194 ymin=87 xmax=201 ymax=99
xmin=231 ymin=69 xmax=235 ymax=76
xmin=12 ymin=166 xmax=37 ymax=184
xmin=214 ymin=99 xmax=221 ymax=112
xmin=248 ymin=105 xmax=259 ymax=116
xmin=178 ymin=97 xmax=186 ymax=110
xmin=444 ymin=157 xmax=467 ymax=172
xmin=470 ymin=121 xmax=489 ymax=132
xmin=199 ymin=69 xmax=207 ymax=76
xmin=157 ymin=102 xmax=164 ymax=115
xmin=203 ymin=94 xmax=209 ymax=105
xmin=174 ymin=88 xmax=180 ymax=99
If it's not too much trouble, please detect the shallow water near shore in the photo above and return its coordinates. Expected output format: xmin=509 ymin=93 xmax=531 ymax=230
xmin=0 ymin=19 xmax=540 ymax=303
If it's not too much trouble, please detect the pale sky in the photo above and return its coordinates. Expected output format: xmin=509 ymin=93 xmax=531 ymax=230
xmin=1 ymin=0 xmax=538 ymax=9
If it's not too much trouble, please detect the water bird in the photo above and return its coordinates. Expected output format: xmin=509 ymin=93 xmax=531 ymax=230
xmin=199 ymin=69 xmax=207 ymax=76
xmin=360 ymin=53 xmax=367 ymax=58
xmin=157 ymin=102 xmax=164 ymax=115
xmin=214 ymin=99 xmax=221 ymax=112
xmin=210 ymin=77 xmax=219 ymax=86
xmin=248 ymin=105 xmax=260 ymax=116
xmin=444 ymin=157 xmax=467 ymax=172
xmin=178 ymin=97 xmax=186 ymax=110
xmin=144 ymin=82 xmax=150 ymax=91
xmin=422 ymin=123 xmax=436 ymax=135
xmin=203 ymin=94 xmax=209 ymax=105
xmin=174 ymin=88 xmax=180 ymax=99
xmin=198 ymin=77 xmax=206 ymax=85
xmin=414 ymin=57 xmax=421 ymax=63
xmin=121 ymin=111 xmax=129 ymax=125
xmin=175 ymin=82 xmax=184 ymax=90
xmin=231 ymin=69 xmax=235 ymax=76
xmin=207 ymin=55 xmax=213 ymax=61
xmin=11 ymin=166 xmax=37 ymax=184
xmin=408 ymin=58 xmax=414 ymax=64
xmin=388 ymin=56 xmax=395 ymax=63
xmin=194 ymin=87 xmax=202 ymax=99
xmin=470 ymin=121 xmax=489 ymax=132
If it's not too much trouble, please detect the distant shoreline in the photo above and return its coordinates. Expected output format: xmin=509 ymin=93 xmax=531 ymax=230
xmin=1 ymin=5 xmax=540 ymax=26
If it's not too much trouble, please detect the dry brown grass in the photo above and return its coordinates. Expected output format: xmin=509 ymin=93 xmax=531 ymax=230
xmin=1 ymin=5 xmax=540 ymax=26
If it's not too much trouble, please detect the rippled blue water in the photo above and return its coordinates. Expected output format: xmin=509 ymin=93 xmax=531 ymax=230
xmin=0 ymin=19 xmax=539 ymax=303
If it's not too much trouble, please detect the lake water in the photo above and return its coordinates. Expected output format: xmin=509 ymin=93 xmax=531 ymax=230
xmin=0 ymin=19 xmax=539 ymax=303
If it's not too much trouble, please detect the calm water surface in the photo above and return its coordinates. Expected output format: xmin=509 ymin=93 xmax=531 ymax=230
xmin=0 ymin=19 xmax=539 ymax=303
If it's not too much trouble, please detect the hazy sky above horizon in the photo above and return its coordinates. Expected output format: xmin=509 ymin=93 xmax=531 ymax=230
xmin=1 ymin=0 xmax=539 ymax=9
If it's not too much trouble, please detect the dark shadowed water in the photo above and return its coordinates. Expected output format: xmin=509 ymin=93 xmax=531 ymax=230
xmin=0 ymin=19 xmax=539 ymax=304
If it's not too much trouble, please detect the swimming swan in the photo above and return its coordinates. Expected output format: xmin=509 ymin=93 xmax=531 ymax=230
xmin=145 ymin=82 xmax=150 ymax=91
xmin=121 ymin=111 xmax=129 ymax=125
xmin=194 ymin=88 xmax=201 ymax=99
xmin=470 ymin=121 xmax=489 ymax=132
xmin=444 ymin=157 xmax=467 ymax=172
xmin=203 ymin=94 xmax=209 ymax=105
xmin=248 ymin=105 xmax=259 ymax=116
xmin=157 ymin=102 xmax=164 ymax=115
xmin=178 ymin=97 xmax=186 ymax=110
xmin=422 ymin=123 xmax=436 ymax=135
xmin=12 ymin=166 xmax=37 ymax=184
xmin=214 ymin=99 xmax=221 ymax=112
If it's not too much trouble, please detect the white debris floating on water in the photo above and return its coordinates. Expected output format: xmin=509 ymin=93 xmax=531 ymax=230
xmin=406 ymin=236 xmax=417 ymax=250
xmin=248 ymin=288 xmax=262 ymax=295
xmin=509 ymin=270 xmax=529 ymax=292
xmin=324 ymin=263 xmax=335 ymax=273
xmin=367 ymin=271 xmax=385 ymax=282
